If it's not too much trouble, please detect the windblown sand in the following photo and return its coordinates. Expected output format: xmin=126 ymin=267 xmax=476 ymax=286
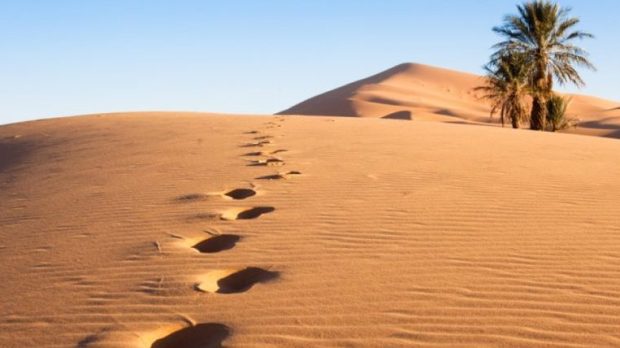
xmin=1 ymin=112 xmax=620 ymax=347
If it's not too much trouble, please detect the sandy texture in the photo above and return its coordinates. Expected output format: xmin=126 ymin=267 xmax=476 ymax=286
xmin=1 ymin=112 xmax=620 ymax=347
xmin=279 ymin=63 xmax=620 ymax=138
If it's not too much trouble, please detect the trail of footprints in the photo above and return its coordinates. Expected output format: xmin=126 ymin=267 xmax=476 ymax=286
xmin=146 ymin=118 xmax=300 ymax=347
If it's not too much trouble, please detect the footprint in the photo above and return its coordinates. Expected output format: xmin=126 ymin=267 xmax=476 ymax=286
xmin=150 ymin=323 xmax=230 ymax=348
xmin=256 ymin=171 xmax=302 ymax=180
xmin=248 ymin=158 xmax=284 ymax=167
xmin=76 ymin=327 xmax=113 ymax=348
xmin=77 ymin=334 xmax=101 ymax=348
xmin=244 ymin=130 xmax=259 ymax=134
xmin=243 ymin=149 xmax=287 ymax=157
xmin=241 ymin=140 xmax=273 ymax=148
xmin=195 ymin=267 xmax=279 ymax=294
xmin=178 ymin=189 xmax=256 ymax=204
xmin=254 ymin=135 xmax=273 ymax=140
xmin=220 ymin=206 xmax=275 ymax=220
xmin=224 ymin=188 xmax=256 ymax=200
xmin=243 ymin=151 xmax=263 ymax=157
xmin=264 ymin=121 xmax=282 ymax=128
xmin=193 ymin=234 xmax=241 ymax=253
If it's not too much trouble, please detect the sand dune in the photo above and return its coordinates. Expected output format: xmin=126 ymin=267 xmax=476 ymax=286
xmin=279 ymin=63 xmax=620 ymax=138
xmin=1 ymin=112 xmax=620 ymax=347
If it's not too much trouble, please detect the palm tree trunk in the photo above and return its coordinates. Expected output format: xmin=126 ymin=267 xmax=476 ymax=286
xmin=530 ymin=59 xmax=549 ymax=131
xmin=531 ymin=96 xmax=547 ymax=130
xmin=530 ymin=96 xmax=542 ymax=130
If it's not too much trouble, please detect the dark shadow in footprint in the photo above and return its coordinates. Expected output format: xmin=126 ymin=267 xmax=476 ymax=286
xmin=244 ymin=130 xmax=259 ymax=134
xmin=76 ymin=327 xmax=112 ymax=348
xmin=243 ymin=151 xmax=263 ymax=157
xmin=151 ymin=323 xmax=230 ymax=348
xmin=217 ymin=267 xmax=279 ymax=294
xmin=176 ymin=193 xmax=208 ymax=202
xmin=224 ymin=188 xmax=256 ymax=200
xmin=248 ymin=158 xmax=284 ymax=167
xmin=243 ymin=149 xmax=287 ymax=157
xmin=193 ymin=235 xmax=241 ymax=253
xmin=256 ymin=171 xmax=302 ymax=180
xmin=254 ymin=135 xmax=273 ymax=140
xmin=77 ymin=334 xmax=101 ymax=348
xmin=255 ymin=174 xmax=282 ymax=180
xmin=236 ymin=206 xmax=275 ymax=219
xmin=240 ymin=140 xmax=272 ymax=148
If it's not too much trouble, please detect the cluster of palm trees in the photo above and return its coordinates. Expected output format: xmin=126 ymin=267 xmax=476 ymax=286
xmin=477 ymin=0 xmax=594 ymax=131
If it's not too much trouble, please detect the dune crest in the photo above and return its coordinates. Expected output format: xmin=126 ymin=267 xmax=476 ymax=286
xmin=279 ymin=62 xmax=620 ymax=138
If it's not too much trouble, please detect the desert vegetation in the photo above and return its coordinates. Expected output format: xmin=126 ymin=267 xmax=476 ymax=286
xmin=479 ymin=0 xmax=594 ymax=130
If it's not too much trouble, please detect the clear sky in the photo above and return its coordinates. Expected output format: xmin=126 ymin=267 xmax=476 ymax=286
xmin=1 ymin=0 xmax=618 ymax=125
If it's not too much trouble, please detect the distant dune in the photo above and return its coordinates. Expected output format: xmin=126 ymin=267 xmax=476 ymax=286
xmin=2 ymin=112 xmax=620 ymax=347
xmin=279 ymin=63 xmax=620 ymax=138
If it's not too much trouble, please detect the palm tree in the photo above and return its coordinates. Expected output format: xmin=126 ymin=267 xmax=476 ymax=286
xmin=492 ymin=0 xmax=594 ymax=130
xmin=476 ymin=53 xmax=530 ymax=129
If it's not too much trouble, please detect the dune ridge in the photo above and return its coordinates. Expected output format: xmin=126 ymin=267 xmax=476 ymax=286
xmin=279 ymin=63 xmax=620 ymax=138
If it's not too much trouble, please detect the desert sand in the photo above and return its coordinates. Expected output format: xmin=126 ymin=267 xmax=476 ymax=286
xmin=1 ymin=111 xmax=620 ymax=347
xmin=279 ymin=63 xmax=620 ymax=138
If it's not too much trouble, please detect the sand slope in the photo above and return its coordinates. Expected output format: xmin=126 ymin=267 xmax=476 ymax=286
xmin=1 ymin=112 xmax=620 ymax=347
xmin=279 ymin=63 xmax=620 ymax=138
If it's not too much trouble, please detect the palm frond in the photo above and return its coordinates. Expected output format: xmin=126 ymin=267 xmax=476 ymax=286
xmin=486 ymin=0 xmax=594 ymax=130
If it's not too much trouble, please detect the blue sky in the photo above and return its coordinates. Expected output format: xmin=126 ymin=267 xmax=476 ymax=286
xmin=0 ymin=0 xmax=618 ymax=125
